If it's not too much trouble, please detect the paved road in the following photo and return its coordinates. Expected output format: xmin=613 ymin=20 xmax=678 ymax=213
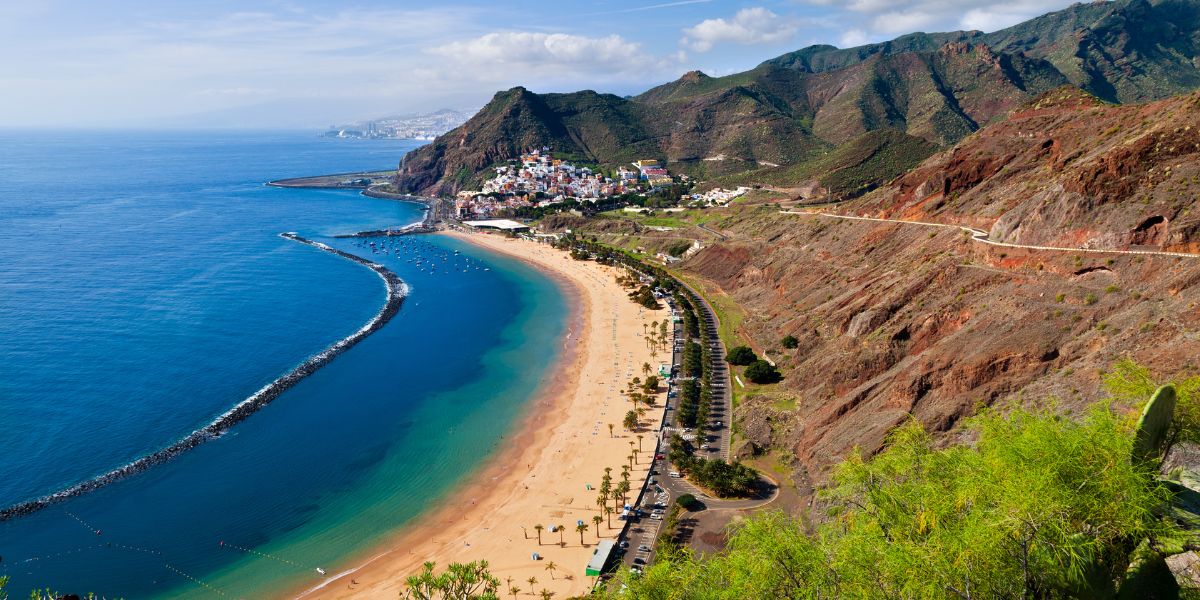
xmin=781 ymin=210 xmax=1200 ymax=259
xmin=674 ymin=280 xmax=733 ymax=462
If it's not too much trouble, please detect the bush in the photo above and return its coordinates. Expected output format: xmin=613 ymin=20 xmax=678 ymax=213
xmin=726 ymin=345 xmax=757 ymax=366
xmin=781 ymin=335 xmax=799 ymax=349
xmin=744 ymin=360 xmax=782 ymax=384
xmin=605 ymin=403 xmax=1179 ymax=599
xmin=676 ymin=493 xmax=700 ymax=510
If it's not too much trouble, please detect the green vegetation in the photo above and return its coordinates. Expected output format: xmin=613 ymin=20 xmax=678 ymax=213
xmin=629 ymin=285 xmax=660 ymax=309
xmin=780 ymin=335 xmax=799 ymax=349
xmin=605 ymin=402 xmax=1181 ymax=598
xmin=676 ymin=493 xmax=700 ymax=511
xmin=402 ymin=560 xmax=500 ymax=600
xmin=1103 ymin=358 xmax=1200 ymax=445
xmin=725 ymin=345 xmax=757 ymax=366
xmin=1134 ymin=385 xmax=1178 ymax=462
xmin=744 ymin=360 xmax=782 ymax=384
xmin=668 ymin=435 xmax=758 ymax=498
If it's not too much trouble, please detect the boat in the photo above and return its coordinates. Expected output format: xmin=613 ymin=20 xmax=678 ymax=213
xmin=316 ymin=567 xmax=327 ymax=575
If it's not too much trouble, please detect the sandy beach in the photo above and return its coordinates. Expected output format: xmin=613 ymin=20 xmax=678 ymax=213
xmin=288 ymin=230 xmax=669 ymax=599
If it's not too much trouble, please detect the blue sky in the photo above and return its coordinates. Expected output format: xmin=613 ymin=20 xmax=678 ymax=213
xmin=0 ymin=0 xmax=1080 ymax=128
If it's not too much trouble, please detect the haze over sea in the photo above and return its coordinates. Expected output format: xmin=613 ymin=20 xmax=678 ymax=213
xmin=0 ymin=131 xmax=567 ymax=597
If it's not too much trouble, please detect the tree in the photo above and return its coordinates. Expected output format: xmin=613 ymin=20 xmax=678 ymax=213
xmin=604 ymin=505 xmax=614 ymax=528
xmin=509 ymin=585 xmax=520 ymax=600
xmin=527 ymin=576 xmax=538 ymax=595
xmin=624 ymin=410 xmax=638 ymax=430
xmin=643 ymin=375 xmax=659 ymax=393
xmin=540 ymin=590 xmax=555 ymax=600
xmin=557 ymin=523 xmax=566 ymax=545
xmin=642 ymin=362 xmax=652 ymax=377
xmin=545 ymin=561 xmax=557 ymax=580
xmin=725 ymin=346 xmax=757 ymax=366
xmin=781 ymin=335 xmax=799 ymax=349
xmin=402 ymin=560 xmax=500 ymax=600
xmin=676 ymin=493 xmax=699 ymax=511
xmin=637 ymin=434 xmax=644 ymax=452
xmin=744 ymin=360 xmax=782 ymax=384
xmin=593 ymin=514 xmax=603 ymax=537
xmin=577 ymin=522 xmax=589 ymax=545
xmin=533 ymin=524 xmax=544 ymax=545
xmin=607 ymin=423 xmax=614 ymax=437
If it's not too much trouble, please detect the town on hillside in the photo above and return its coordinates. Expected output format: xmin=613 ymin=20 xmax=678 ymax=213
xmin=453 ymin=147 xmax=750 ymax=219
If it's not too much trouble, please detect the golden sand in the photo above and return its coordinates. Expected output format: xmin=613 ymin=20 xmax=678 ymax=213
xmin=289 ymin=231 xmax=668 ymax=599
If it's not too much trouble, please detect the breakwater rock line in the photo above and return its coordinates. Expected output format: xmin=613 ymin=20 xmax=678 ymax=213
xmin=0 ymin=233 xmax=408 ymax=522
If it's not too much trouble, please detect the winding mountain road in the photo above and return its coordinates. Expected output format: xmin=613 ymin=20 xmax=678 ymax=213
xmin=780 ymin=210 xmax=1200 ymax=260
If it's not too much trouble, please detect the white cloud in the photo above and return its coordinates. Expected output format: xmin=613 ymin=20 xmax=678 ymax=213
xmin=681 ymin=7 xmax=799 ymax=52
xmin=840 ymin=28 xmax=870 ymax=47
xmin=795 ymin=0 xmax=1080 ymax=46
xmin=430 ymin=32 xmax=649 ymax=75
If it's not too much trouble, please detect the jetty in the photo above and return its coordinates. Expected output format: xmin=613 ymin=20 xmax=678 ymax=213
xmin=0 ymin=233 xmax=409 ymax=522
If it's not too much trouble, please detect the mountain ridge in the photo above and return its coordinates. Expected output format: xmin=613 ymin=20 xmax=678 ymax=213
xmin=394 ymin=0 xmax=1200 ymax=198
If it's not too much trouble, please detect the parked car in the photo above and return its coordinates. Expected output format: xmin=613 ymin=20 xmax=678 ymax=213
xmin=638 ymin=545 xmax=651 ymax=552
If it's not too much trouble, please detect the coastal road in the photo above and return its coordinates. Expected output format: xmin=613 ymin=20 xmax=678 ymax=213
xmin=676 ymin=280 xmax=733 ymax=463
xmin=780 ymin=210 xmax=1200 ymax=260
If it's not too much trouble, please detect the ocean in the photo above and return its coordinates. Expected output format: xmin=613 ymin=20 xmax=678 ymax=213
xmin=0 ymin=130 xmax=568 ymax=597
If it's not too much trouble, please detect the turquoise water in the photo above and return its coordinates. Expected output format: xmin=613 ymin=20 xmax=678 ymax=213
xmin=0 ymin=131 xmax=568 ymax=597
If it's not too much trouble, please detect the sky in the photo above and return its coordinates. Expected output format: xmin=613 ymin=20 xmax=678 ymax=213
xmin=0 ymin=0 xmax=1084 ymax=128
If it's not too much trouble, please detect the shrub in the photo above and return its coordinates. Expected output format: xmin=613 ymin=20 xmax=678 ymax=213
xmin=606 ymin=403 xmax=1179 ymax=599
xmin=781 ymin=335 xmax=799 ymax=349
xmin=726 ymin=345 xmax=758 ymax=366
xmin=676 ymin=493 xmax=700 ymax=510
xmin=744 ymin=360 xmax=782 ymax=384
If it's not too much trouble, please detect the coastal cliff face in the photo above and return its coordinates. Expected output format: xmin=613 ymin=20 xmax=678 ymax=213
xmin=395 ymin=0 xmax=1200 ymax=198
xmin=547 ymin=86 xmax=1200 ymax=494
xmin=857 ymin=87 xmax=1200 ymax=252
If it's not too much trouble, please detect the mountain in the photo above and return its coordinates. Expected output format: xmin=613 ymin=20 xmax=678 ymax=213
xmin=394 ymin=0 xmax=1200 ymax=198
xmin=543 ymin=86 xmax=1200 ymax=488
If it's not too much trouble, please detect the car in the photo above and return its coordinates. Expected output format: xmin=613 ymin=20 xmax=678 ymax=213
xmin=656 ymin=453 xmax=665 ymax=460
xmin=650 ymin=513 xmax=663 ymax=520
xmin=619 ymin=540 xmax=630 ymax=548
xmin=633 ymin=558 xmax=646 ymax=566
xmin=638 ymin=545 xmax=651 ymax=552
xmin=669 ymin=471 xmax=681 ymax=478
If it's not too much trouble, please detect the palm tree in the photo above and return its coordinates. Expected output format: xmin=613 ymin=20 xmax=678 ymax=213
xmin=557 ymin=523 xmax=566 ymax=546
xmin=528 ymin=576 xmax=538 ymax=595
xmin=596 ymin=491 xmax=607 ymax=514
xmin=637 ymin=434 xmax=644 ymax=452
xmin=633 ymin=449 xmax=640 ymax=465
xmin=642 ymin=362 xmax=651 ymax=377
xmin=541 ymin=590 xmax=555 ymax=600
xmin=576 ymin=522 xmax=589 ymax=545
xmin=607 ymin=423 xmax=614 ymax=438
xmin=592 ymin=514 xmax=603 ymax=537
xmin=545 ymin=561 xmax=557 ymax=580
xmin=627 ymin=453 xmax=635 ymax=469
xmin=509 ymin=585 xmax=521 ymax=599
xmin=534 ymin=524 xmax=544 ymax=545
xmin=604 ymin=505 xmax=614 ymax=528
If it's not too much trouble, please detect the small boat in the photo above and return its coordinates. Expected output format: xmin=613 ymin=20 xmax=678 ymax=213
xmin=316 ymin=567 xmax=327 ymax=575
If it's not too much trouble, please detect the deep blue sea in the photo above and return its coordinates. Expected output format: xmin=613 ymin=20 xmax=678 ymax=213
xmin=0 ymin=131 xmax=567 ymax=598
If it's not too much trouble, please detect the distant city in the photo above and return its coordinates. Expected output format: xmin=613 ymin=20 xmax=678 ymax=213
xmin=322 ymin=108 xmax=478 ymax=140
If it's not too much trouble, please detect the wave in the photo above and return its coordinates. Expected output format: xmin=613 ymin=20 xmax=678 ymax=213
xmin=0 ymin=233 xmax=408 ymax=521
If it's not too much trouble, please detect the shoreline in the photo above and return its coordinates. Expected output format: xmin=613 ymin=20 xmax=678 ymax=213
xmin=0 ymin=233 xmax=409 ymax=522
xmin=284 ymin=231 xmax=668 ymax=599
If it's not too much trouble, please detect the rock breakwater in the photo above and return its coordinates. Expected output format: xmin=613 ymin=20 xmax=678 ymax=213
xmin=0 ymin=233 xmax=408 ymax=521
